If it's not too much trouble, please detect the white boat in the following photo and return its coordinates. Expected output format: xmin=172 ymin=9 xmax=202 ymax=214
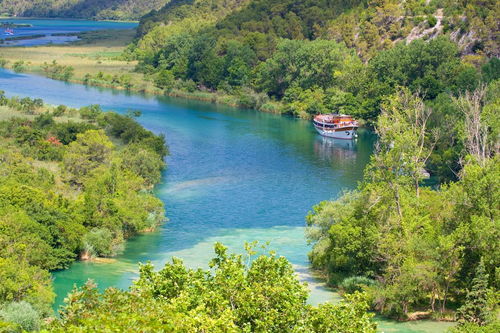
xmin=313 ymin=114 xmax=359 ymax=139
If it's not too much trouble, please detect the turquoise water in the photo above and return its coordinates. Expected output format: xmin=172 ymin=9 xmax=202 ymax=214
xmin=0 ymin=18 xmax=137 ymax=46
xmin=0 ymin=69 xmax=454 ymax=332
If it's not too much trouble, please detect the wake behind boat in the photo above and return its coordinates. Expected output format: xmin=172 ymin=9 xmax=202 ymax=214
xmin=313 ymin=114 xmax=359 ymax=139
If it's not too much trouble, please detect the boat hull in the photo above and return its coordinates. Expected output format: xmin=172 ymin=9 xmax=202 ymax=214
xmin=314 ymin=126 xmax=357 ymax=139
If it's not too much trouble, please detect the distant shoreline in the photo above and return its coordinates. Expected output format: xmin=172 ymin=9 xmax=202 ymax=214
xmin=0 ymin=16 xmax=139 ymax=24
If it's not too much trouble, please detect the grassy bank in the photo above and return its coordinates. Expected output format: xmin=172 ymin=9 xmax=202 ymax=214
xmin=0 ymin=28 xmax=287 ymax=115
xmin=0 ymin=29 xmax=146 ymax=85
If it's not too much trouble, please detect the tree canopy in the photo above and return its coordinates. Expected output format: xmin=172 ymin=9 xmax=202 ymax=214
xmin=49 ymin=243 xmax=377 ymax=332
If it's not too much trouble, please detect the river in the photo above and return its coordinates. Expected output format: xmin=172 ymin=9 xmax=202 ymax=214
xmin=0 ymin=68 xmax=455 ymax=332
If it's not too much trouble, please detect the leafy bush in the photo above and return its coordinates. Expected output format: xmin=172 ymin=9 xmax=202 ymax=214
xmin=42 ymin=60 xmax=74 ymax=81
xmin=427 ymin=15 xmax=438 ymax=27
xmin=51 ymin=243 xmax=377 ymax=332
xmin=83 ymin=228 xmax=115 ymax=257
xmin=259 ymin=101 xmax=284 ymax=114
xmin=79 ymin=104 xmax=102 ymax=120
xmin=12 ymin=60 xmax=26 ymax=73
xmin=449 ymin=321 xmax=500 ymax=333
xmin=340 ymin=276 xmax=377 ymax=294
xmin=52 ymin=105 xmax=67 ymax=117
xmin=121 ymin=143 xmax=165 ymax=187
xmin=0 ymin=301 xmax=40 ymax=332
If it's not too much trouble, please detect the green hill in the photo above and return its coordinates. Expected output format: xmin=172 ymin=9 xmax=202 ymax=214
xmin=137 ymin=0 xmax=498 ymax=58
xmin=0 ymin=0 xmax=170 ymax=20
xmin=131 ymin=0 xmax=498 ymax=118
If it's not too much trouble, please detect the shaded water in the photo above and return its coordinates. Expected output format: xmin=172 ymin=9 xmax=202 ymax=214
xmin=0 ymin=18 xmax=137 ymax=46
xmin=0 ymin=69 xmax=454 ymax=332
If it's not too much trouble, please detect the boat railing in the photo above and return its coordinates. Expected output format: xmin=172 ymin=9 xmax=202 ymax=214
xmin=314 ymin=118 xmax=359 ymax=128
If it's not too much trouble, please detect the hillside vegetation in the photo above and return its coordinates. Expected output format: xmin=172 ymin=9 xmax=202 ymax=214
xmin=0 ymin=0 xmax=169 ymax=20
xmin=0 ymin=94 xmax=167 ymax=328
xmin=307 ymin=86 xmax=499 ymax=325
xmin=130 ymin=0 xmax=498 ymax=119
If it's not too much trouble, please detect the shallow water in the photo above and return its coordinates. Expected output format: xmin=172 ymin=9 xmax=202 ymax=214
xmin=0 ymin=18 xmax=137 ymax=46
xmin=0 ymin=69 xmax=454 ymax=332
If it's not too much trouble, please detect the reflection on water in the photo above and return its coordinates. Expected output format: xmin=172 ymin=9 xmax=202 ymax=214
xmin=314 ymin=136 xmax=358 ymax=162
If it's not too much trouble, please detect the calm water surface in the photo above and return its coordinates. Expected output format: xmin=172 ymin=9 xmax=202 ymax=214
xmin=0 ymin=69 xmax=454 ymax=332
xmin=0 ymin=18 xmax=137 ymax=46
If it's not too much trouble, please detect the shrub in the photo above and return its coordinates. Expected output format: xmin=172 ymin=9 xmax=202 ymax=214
xmin=0 ymin=320 xmax=20 ymax=332
xmin=12 ymin=60 xmax=26 ymax=73
xmin=79 ymin=104 xmax=102 ymax=120
xmin=259 ymin=101 xmax=284 ymax=114
xmin=413 ymin=16 xmax=424 ymax=25
xmin=340 ymin=276 xmax=377 ymax=294
xmin=41 ymin=60 xmax=74 ymax=81
xmin=0 ymin=301 xmax=40 ymax=332
xmin=83 ymin=228 xmax=115 ymax=257
xmin=179 ymin=79 xmax=197 ymax=92
xmin=427 ymin=15 xmax=438 ymax=28
xmin=121 ymin=143 xmax=165 ymax=187
xmin=53 ymin=105 xmax=68 ymax=117
xmin=154 ymin=70 xmax=175 ymax=90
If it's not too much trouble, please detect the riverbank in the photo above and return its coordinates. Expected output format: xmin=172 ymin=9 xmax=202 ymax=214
xmin=0 ymin=91 xmax=167 ymax=322
xmin=0 ymin=28 xmax=290 ymax=116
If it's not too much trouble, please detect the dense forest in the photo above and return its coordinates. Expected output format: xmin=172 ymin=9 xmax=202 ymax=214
xmin=130 ymin=0 xmax=498 ymax=122
xmin=0 ymin=0 xmax=169 ymax=20
xmin=0 ymin=94 xmax=167 ymax=330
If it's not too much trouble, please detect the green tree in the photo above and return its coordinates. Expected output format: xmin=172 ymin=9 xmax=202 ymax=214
xmin=456 ymin=260 xmax=491 ymax=326
xmin=82 ymin=228 xmax=115 ymax=258
xmin=51 ymin=244 xmax=376 ymax=332
xmin=256 ymin=39 xmax=361 ymax=98
xmin=63 ymin=129 xmax=113 ymax=185
xmin=121 ymin=143 xmax=165 ymax=187
xmin=154 ymin=69 xmax=175 ymax=90
xmin=0 ymin=258 xmax=54 ymax=316
xmin=79 ymin=104 xmax=103 ymax=121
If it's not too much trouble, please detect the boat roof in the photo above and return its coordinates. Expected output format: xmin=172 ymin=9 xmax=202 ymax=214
xmin=315 ymin=113 xmax=353 ymax=118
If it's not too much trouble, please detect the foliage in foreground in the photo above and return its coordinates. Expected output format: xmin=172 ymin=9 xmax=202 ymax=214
xmin=49 ymin=243 xmax=376 ymax=332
